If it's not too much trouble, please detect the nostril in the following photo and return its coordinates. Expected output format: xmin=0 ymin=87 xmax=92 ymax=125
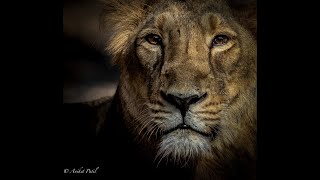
xmin=161 ymin=91 xmax=185 ymax=108
xmin=161 ymin=92 xmax=182 ymax=107
xmin=186 ymin=93 xmax=207 ymax=105
xmin=160 ymin=91 xmax=179 ymax=106
xmin=185 ymin=95 xmax=200 ymax=105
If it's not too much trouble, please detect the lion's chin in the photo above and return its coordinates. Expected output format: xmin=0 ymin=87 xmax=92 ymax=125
xmin=155 ymin=129 xmax=212 ymax=166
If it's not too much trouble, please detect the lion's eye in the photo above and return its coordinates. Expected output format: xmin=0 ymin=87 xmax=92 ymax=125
xmin=211 ymin=35 xmax=230 ymax=47
xmin=145 ymin=34 xmax=162 ymax=45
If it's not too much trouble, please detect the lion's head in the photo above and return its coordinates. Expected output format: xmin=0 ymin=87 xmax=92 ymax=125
xmin=101 ymin=0 xmax=256 ymax=177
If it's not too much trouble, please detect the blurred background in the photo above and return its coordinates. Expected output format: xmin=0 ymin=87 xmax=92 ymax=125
xmin=63 ymin=0 xmax=119 ymax=103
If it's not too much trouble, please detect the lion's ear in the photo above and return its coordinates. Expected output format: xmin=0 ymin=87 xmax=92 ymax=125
xmin=227 ymin=0 xmax=256 ymax=38
xmin=100 ymin=0 xmax=147 ymax=65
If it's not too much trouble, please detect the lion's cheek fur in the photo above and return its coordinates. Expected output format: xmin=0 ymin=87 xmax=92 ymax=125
xmin=119 ymin=69 xmax=149 ymax=118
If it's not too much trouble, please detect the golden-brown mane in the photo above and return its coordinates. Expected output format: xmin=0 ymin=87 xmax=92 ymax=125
xmin=99 ymin=0 xmax=256 ymax=179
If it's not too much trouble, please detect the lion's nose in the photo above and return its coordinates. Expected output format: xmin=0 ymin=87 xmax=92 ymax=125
xmin=160 ymin=91 xmax=207 ymax=117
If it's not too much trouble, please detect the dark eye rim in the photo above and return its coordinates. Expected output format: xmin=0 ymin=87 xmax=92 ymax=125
xmin=211 ymin=34 xmax=231 ymax=47
xmin=144 ymin=34 xmax=162 ymax=45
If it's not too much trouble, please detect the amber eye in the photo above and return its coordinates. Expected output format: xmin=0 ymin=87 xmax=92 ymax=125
xmin=145 ymin=34 xmax=162 ymax=45
xmin=211 ymin=35 xmax=230 ymax=47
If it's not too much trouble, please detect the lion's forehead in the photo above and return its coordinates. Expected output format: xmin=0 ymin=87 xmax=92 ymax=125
xmin=151 ymin=9 xmax=227 ymax=30
xmin=147 ymin=1 xmax=232 ymax=26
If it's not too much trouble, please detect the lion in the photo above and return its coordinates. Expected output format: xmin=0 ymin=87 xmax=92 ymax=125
xmin=96 ymin=0 xmax=256 ymax=179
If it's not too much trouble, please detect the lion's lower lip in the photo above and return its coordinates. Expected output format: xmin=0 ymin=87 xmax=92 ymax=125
xmin=162 ymin=125 xmax=211 ymax=137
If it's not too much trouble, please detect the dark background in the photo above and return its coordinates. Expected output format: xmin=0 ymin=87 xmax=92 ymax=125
xmin=62 ymin=0 xmax=315 ymax=179
xmin=63 ymin=0 xmax=119 ymax=103
xmin=63 ymin=0 xmax=119 ymax=176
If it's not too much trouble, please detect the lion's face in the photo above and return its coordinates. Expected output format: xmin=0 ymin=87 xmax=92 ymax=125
xmin=103 ymin=0 xmax=256 ymax=166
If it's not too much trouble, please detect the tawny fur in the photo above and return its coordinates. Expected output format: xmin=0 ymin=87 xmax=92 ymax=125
xmin=100 ymin=0 xmax=256 ymax=179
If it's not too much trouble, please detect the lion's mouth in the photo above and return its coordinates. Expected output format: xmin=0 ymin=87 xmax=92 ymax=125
xmin=161 ymin=123 xmax=213 ymax=137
